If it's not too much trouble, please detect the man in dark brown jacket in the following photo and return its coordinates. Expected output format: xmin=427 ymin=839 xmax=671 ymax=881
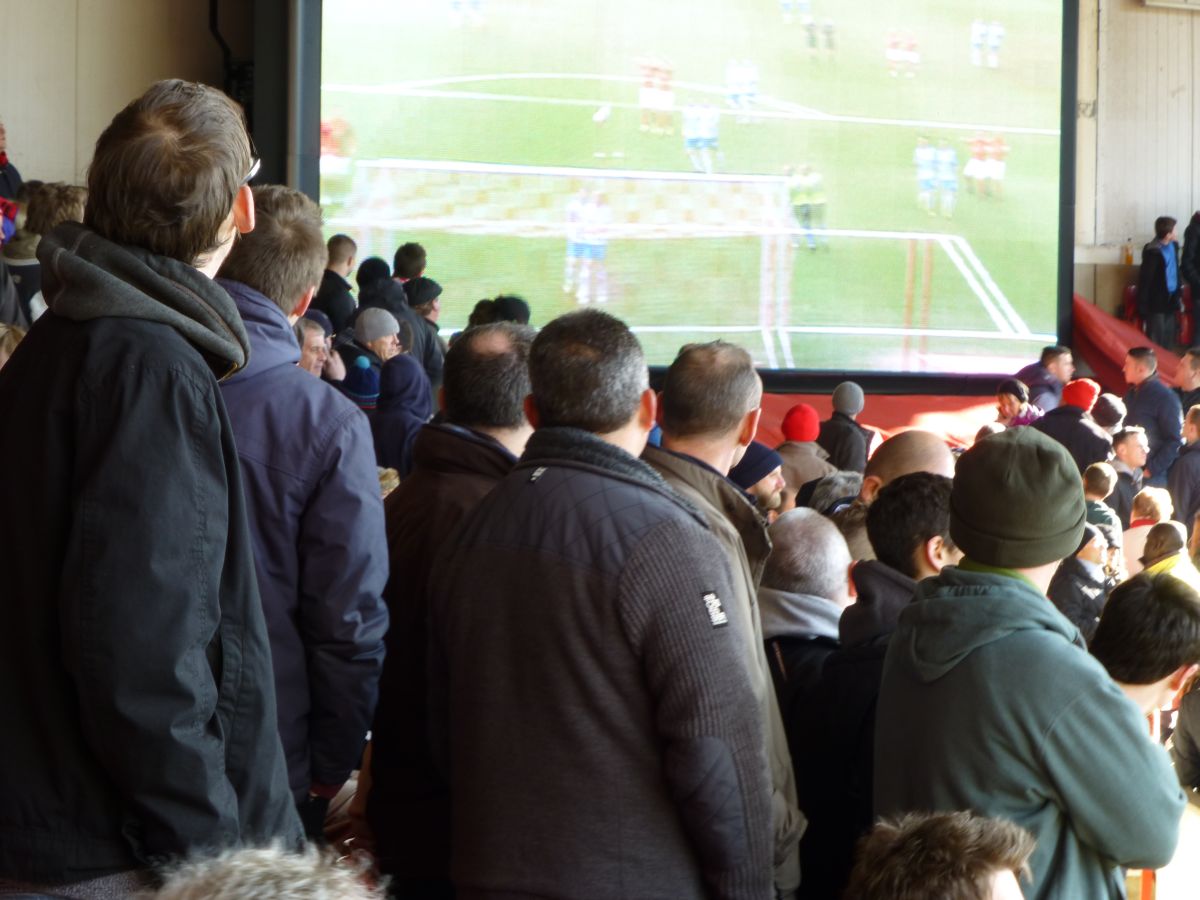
xmin=429 ymin=311 xmax=773 ymax=900
xmin=368 ymin=322 xmax=534 ymax=898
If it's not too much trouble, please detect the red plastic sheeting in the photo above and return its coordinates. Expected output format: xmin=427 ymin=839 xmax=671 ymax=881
xmin=751 ymin=297 xmax=1183 ymax=452
xmin=1072 ymin=294 xmax=1181 ymax=393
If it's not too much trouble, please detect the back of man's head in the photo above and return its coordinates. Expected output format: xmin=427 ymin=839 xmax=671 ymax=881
xmin=393 ymin=241 xmax=426 ymax=279
xmin=326 ymin=233 xmax=356 ymax=269
xmin=493 ymin=294 xmax=531 ymax=325
xmin=85 ymin=79 xmax=252 ymax=267
xmin=1091 ymin=393 xmax=1126 ymax=432
xmin=356 ymin=256 xmax=391 ymax=292
xmin=218 ymin=185 xmax=325 ymax=315
xmin=862 ymin=429 xmax=955 ymax=501
xmin=528 ymin=309 xmax=647 ymax=433
xmin=443 ymin=322 xmax=535 ymax=430
xmin=1040 ymin=344 xmax=1071 ymax=368
xmin=26 ymin=183 xmax=87 ymax=237
xmin=659 ymin=341 xmax=761 ymax=439
xmin=1128 ymin=345 xmax=1158 ymax=375
xmin=1091 ymin=573 xmax=1200 ymax=685
xmin=762 ymin=508 xmax=851 ymax=603
xmin=1083 ymin=461 xmax=1117 ymax=500
xmin=844 ymin=811 xmax=1034 ymax=900
xmin=950 ymin=428 xmax=1085 ymax=569
xmin=1155 ymin=216 xmax=1177 ymax=241
xmin=867 ymin=472 xmax=954 ymax=579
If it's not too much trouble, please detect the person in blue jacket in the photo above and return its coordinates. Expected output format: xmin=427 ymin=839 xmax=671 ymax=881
xmin=217 ymin=184 xmax=389 ymax=839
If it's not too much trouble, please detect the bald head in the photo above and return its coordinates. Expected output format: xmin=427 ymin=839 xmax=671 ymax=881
xmin=861 ymin=430 xmax=955 ymax=503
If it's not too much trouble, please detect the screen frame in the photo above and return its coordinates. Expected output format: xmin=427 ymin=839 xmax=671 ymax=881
xmin=295 ymin=0 xmax=1078 ymax=394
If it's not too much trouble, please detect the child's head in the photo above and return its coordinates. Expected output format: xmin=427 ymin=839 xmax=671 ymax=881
xmin=1083 ymin=462 xmax=1116 ymax=501
xmin=1131 ymin=486 xmax=1172 ymax=524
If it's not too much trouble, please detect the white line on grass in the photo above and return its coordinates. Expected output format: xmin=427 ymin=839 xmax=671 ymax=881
xmin=354 ymin=156 xmax=786 ymax=184
xmin=936 ymin=237 xmax=1015 ymax=335
xmin=760 ymin=328 xmax=780 ymax=368
xmin=323 ymin=74 xmax=1059 ymax=136
xmin=777 ymin=328 xmax=796 ymax=368
xmin=629 ymin=324 xmax=1054 ymax=341
xmin=948 ymin=235 xmax=1032 ymax=335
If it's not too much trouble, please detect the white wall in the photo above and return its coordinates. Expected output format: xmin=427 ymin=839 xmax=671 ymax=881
xmin=0 ymin=0 xmax=250 ymax=186
xmin=1079 ymin=0 xmax=1200 ymax=249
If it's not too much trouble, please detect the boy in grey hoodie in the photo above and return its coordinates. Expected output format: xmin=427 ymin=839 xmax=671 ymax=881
xmin=874 ymin=427 xmax=1185 ymax=900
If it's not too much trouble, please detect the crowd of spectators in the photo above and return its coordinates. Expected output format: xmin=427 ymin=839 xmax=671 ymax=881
xmin=5 ymin=82 xmax=1200 ymax=900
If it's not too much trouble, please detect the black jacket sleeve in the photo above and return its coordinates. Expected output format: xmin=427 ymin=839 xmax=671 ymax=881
xmin=1137 ymin=243 xmax=1168 ymax=315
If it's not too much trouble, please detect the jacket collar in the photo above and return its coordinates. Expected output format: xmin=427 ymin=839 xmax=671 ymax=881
xmin=642 ymin=443 xmax=771 ymax=567
xmin=841 ymin=559 xmax=917 ymax=646
xmin=778 ymin=440 xmax=829 ymax=460
xmin=520 ymin=427 xmax=707 ymax=528
xmin=759 ymin=585 xmax=842 ymax=641
xmin=38 ymin=221 xmax=250 ymax=378
xmin=411 ymin=422 xmax=516 ymax=479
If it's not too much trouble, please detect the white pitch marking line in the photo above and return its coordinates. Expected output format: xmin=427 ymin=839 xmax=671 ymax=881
xmin=937 ymin=236 xmax=1014 ymax=335
xmin=761 ymin=328 xmax=780 ymax=368
xmin=627 ymin=324 xmax=1055 ymax=341
xmin=777 ymin=328 xmax=796 ymax=368
xmin=949 ymin=235 xmax=1032 ymax=336
xmin=323 ymin=73 xmax=1059 ymax=136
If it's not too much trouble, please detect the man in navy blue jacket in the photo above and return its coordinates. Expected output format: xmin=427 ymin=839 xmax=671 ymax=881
xmin=1124 ymin=346 xmax=1183 ymax=487
xmin=217 ymin=184 xmax=389 ymax=839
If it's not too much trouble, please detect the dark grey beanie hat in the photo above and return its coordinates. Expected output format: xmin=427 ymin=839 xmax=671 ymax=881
xmin=950 ymin=427 xmax=1086 ymax=568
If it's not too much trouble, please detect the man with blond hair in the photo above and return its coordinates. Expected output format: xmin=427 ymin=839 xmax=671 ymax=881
xmin=0 ymin=80 xmax=300 ymax=893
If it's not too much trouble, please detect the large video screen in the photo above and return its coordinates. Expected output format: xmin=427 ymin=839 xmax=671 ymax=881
xmin=320 ymin=0 xmax=1064 ymax=372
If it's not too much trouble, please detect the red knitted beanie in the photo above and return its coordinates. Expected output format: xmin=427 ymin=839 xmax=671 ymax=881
xmin=781 ymin=403 xmax=821 ymax=442
xmin=1062 ymin=378 xmax=1101 ymax=413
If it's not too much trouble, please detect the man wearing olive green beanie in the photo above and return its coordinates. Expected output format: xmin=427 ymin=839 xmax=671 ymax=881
xmin=873 ymin=428 xmax=1185 ymax=900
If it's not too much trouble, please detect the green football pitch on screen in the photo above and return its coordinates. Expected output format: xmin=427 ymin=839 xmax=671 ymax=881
xmin=320 ymin=0 xmax=1063 ymax=373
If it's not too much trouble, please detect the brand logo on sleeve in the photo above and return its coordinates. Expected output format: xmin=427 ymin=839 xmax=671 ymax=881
xmin=703 ymin=592 xmax=728 ymax=627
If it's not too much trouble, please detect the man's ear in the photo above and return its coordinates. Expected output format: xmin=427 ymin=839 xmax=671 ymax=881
xmin=637 ymin=387 xmax=657 ymax=433
xmin=859 ymin=474 xmax=883 ymax=503
xmin=523 ymin=394 xmax=541 ymax=430
xmin=737 ymin=406 xmax=762 ymax=448
xmin=233 ymin=183 xmax=255 ymax=235
xmin=289 ymin=285 xmax=316 ymax=321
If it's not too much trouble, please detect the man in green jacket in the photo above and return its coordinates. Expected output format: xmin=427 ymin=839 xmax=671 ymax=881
xmin=874 ymin=427 xmax=1185 ymax=900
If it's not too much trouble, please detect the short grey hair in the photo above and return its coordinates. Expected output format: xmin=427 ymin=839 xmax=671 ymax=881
xmin=146 ymin=845 xmax=385 ymax=899
xmin=763 ymin=508 xmax=851 ymax=600
xmin=529 ymin=309 xmax=648 ymax=433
